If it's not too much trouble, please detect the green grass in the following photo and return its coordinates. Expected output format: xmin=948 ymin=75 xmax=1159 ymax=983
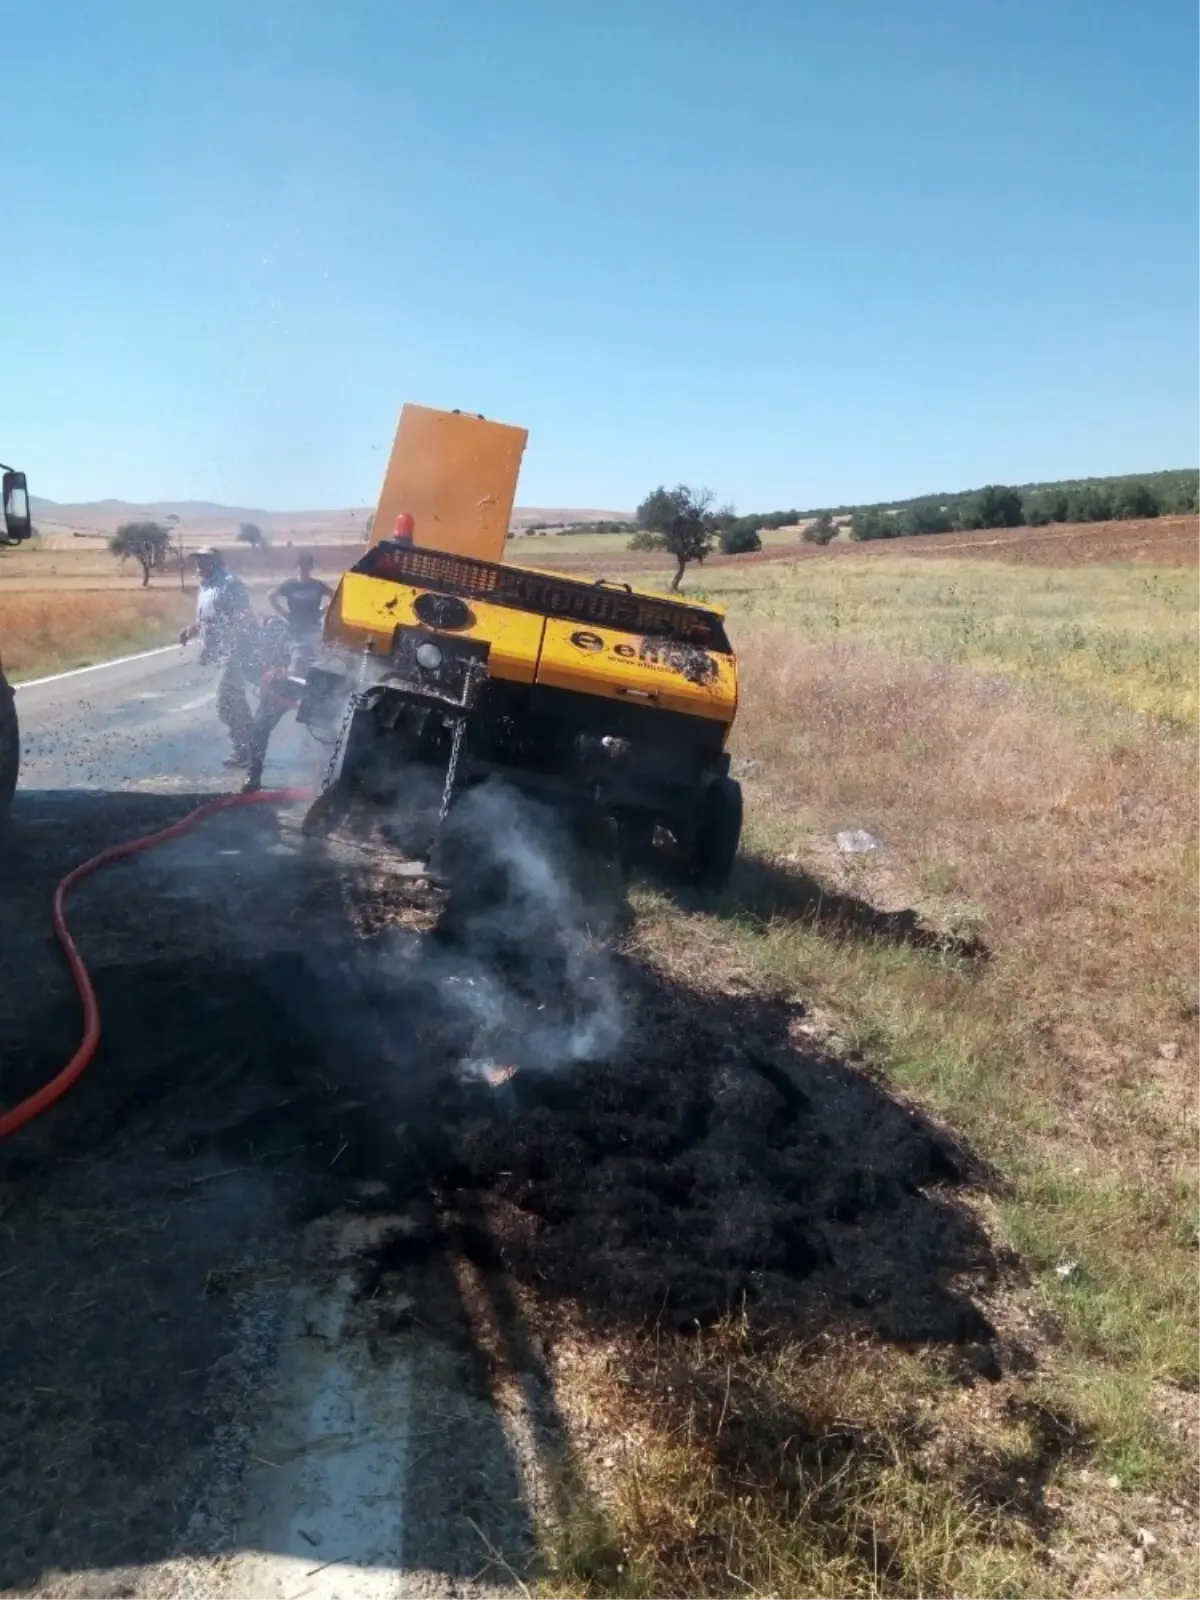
xmin=550 ymin=547 xmax=1197 ymax=1597
xmin=683 ymin=557 xmax=1199 ymax=730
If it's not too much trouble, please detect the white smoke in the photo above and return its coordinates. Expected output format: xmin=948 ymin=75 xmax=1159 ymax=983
xmin=432 ymin=781 xmax=624 ymax=1074
xmin=179 ymin=746 xmax=625 ymax=1089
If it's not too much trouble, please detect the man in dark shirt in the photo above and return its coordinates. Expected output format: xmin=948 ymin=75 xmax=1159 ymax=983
xmin=244 ymin=556 xmax=333 ymax=793
xmin=268 ymin=554 xmax=333 ymax=639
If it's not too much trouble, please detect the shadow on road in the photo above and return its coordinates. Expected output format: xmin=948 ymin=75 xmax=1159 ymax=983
xmin=0 ymin=786 xmax=1005 ymax=1596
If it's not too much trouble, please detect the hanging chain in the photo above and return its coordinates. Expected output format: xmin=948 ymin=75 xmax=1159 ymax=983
xmin=317 ymin=646 xmax=376 ymax=798
xmin=438 ymin=716 xmax=468 ymax=823
xmin=320 ymin=691 xmax=360 ymax=797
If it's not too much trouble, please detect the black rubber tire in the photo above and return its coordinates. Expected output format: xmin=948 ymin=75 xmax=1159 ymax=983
xmin=688 ymin=776 xmax=742 ymax=890
xmin=0 ymin=670 xmax=18 ymax=818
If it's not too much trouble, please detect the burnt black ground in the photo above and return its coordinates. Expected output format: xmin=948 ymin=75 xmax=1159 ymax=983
xmin=0 ymin=784 xmax=1006 ymax=1596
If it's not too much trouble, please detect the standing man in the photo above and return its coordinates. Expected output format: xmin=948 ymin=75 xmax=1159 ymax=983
xmin=267 ymin=553 xmax=333 ymax=641
xmin=179 ymin=547 xmax=257 ymax=769
xmin=243 ymin=555 xmax=334 ymax=792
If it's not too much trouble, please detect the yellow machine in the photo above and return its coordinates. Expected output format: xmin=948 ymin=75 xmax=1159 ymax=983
xmin=299 ymin=405 xmax=742 ymax=884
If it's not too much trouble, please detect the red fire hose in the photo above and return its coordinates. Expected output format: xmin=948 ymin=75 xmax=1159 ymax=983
xmin=0 ymin=788 xmax=309 ymax=1139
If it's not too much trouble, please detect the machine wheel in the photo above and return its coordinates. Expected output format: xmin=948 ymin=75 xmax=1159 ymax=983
xmin=0 ymin=669 xmax=18 ymax=817
xmin=687 ymin=776 xmax=742 ymax=890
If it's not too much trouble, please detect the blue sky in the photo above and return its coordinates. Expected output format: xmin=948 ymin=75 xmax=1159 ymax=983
xmin=3 ymin=0 xmax=1196 ymax=512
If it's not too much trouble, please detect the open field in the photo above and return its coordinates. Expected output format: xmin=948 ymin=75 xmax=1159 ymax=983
xmin=0 ymin=549 xmax=345 ymax=678
xmin=0 ymin=541 xmax=358 ymax=594
xmin=547 ymin=540 xmax=1198 ymax=1596
xmin=508 ymin=523 xmax=809 ymax=556
xmin=697 ymin=555 xmax=1199 ymax=729
xmin=0 ymin=591 xmax=193 ymax=681
xmin=836 ymin=515 xmax=1199 ymax=567
xmin=1 ymin=516 xmax=1196 ymax=1597
xmin=520 ymin=514 xmax=1199 ymax=574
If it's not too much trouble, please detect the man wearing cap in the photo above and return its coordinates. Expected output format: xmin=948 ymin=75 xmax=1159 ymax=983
xmin=179 ymin=547 xmax=257 ymax=768
xmin=241 ymin=555 xmax=335 ymax=792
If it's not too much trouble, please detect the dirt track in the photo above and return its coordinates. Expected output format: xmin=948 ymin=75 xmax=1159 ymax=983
xmin=0 ymin=776 xmax=1007 ymax=1596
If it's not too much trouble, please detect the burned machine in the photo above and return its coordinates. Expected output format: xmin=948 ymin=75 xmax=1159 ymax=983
xmin=298 ymin=407 xmax=742 ymax=886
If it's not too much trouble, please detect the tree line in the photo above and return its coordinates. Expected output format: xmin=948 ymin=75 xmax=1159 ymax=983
xmin=845 ymin=470 xmax=1198 ymax=542
xmin=723 ymin=468 xmax=1199 ymax=547
xmin=517 ymin=518 xmax=638 ymax=536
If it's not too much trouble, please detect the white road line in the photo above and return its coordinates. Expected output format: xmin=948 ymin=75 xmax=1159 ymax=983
xmin=176 ymin=691 xmax=216 ymax=712
xmin=13 ymin=644 xmax=181 ymax=691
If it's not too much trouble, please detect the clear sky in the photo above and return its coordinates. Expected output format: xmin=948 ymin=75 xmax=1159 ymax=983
xmin=3 ymin=0 xmax=1196 ymax=512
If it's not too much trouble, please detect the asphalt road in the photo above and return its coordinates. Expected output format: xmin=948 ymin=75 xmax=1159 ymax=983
xmin=14 ymin=644 xmax=312 ymax=798
xmin=3 ymin=641 xmax=536 ymax=1600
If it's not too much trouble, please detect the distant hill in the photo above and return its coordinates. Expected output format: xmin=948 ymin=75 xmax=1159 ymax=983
xmin=28 ymin=497 xmax=632 ymax=545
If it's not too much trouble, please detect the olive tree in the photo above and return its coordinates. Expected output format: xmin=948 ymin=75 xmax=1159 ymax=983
xmin=636 ymin=485 xmax=718 ymax=590
xmin=110 ymin=520 xmax=172 ymax=586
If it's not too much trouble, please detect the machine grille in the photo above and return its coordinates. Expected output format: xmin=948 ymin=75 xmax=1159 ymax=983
xmin=355 ymin=541 xmax=731 ymax=651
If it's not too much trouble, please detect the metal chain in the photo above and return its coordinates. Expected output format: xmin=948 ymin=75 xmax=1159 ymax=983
xmin=438 ymin=716 xmax=467 ymax=823
xmin=320 ymin=692 xmax=359 ymax=797
xmin=317 ymin=647 xmax=375 ymax=797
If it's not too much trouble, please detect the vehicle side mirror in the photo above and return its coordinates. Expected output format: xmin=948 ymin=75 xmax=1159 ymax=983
xmin=2 ymin=471 xmax=31 ymax=542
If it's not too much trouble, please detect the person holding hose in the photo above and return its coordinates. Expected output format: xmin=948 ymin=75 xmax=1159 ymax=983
xmin=179 ymin=547 xmax=257 ymax=768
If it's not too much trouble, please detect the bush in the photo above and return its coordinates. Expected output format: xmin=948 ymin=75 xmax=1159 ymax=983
xmin=850 ymin=507 xmax=900 ymax=541
xmin=1025 ymin=490 xmax=1070 ymax=526
xmin=1069 ymin=486 xmax=1115 ymax=522
xmin=802 ymin=513 xmax=837 ymax=545
xmin=898 ymin=499 xmax=954 ymax=536
xmin=720 ymin=523 xmax=762 ymax=555
xmin=628 ymin=528 xmax=666 ymax=552
xmin=1114 ymin=481 xmax=1160 ymax=520
xmin=971 ymin=485 xmax=1024 ymax=529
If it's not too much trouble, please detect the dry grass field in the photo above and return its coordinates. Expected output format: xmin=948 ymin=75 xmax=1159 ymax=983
xmin=536 ymin=530 xmax=1198 ymax=1597
xmin=1 ymin=517 xmax=1196 ymax=1595
xmin=0 ymin=547 xmax=343 ymax=678
xmin=0 ymin=590 xmax=193 ymax=680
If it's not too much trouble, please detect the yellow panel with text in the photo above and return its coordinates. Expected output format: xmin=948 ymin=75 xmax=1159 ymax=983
xmin=536 ymin=619 xmax=737 ymax=725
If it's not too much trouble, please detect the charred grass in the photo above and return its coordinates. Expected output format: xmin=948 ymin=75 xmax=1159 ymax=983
xmin=1 ymin=553 xmax=1195 ymax=1598
xmin=0 ymin=797 xmax=1018 ymax=1597
xmin=552 ymin=554 xmax=1197 ymax=1597
xmin=0 ymin=589 xmax=192 ymax=679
